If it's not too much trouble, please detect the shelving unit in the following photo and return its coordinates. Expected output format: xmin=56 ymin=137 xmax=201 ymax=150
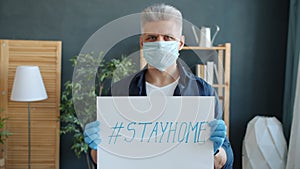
xmin=140 ymin=43 xmax=231 ymax=135
xmin=183 ymin=43 xmax=231 ymax=135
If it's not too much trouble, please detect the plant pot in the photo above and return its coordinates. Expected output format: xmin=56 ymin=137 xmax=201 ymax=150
xmin=0 ymin=158 xmax=5 ymax=167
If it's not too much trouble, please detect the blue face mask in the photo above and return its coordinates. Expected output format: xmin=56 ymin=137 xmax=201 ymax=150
xmin=143 ymin=41 xmax=180 ymax=71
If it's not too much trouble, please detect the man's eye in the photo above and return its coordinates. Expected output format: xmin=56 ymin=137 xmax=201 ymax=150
xmin=164 ymin=36 xmax=175 ymax=41
xmin=147 ymin=36 xmax=157 ymax=41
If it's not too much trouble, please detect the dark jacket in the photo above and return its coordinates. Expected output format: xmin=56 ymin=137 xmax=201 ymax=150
xmin=104 ymin=60 xmax=233 ymax=168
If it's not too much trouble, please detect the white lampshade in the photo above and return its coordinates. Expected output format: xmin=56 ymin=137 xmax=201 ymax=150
xmin=11 ymin=66 xmax=48 ymax=102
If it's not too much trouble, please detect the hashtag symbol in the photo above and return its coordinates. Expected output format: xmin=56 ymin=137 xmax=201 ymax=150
xmin=108 ymin=122 xmax=124 ymax=144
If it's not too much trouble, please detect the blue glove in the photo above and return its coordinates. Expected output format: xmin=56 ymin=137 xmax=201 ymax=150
xmin=84 ymin=121 xmax=101 ymax=150
xmin=209 ymin=119 xmax=226 ymax=154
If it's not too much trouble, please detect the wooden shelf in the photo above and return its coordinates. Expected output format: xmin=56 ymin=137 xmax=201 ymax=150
xmin=182 ymin=46 xmax=226 ymax=50
xmin=182 ymin=43 xmax=231 ymax=136
xmin=212 ymin=84 xmax=226 ymax=88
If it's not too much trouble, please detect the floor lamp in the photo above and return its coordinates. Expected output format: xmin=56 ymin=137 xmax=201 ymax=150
xmin=10 ymin=66 xmax=48 ymax=169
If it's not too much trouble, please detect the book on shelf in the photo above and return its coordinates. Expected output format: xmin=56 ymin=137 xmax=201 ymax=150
xmin=196 ymin=64 xmax=206 ymax=80
xmin=214 ymin=64 xmax=221 ymax=85
xmin=206 ymin=62 xmax=214 ymax=85
xmin=196 ymin=62 xmax=221 ymax=85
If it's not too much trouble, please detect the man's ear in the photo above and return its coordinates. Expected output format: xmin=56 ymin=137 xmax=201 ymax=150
xmin=178 ymin=35 xmax=185 ymax=50
xmin=140 ymin=36 xmax=144 ymax=48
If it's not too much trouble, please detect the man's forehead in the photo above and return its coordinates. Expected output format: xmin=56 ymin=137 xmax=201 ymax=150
xmin=141 ymin=20 xmax=182 ymax=37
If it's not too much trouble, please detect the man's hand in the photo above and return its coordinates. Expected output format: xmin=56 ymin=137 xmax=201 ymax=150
xmin=214 ymin=147 xmax=227 ymax=169
xmin=209 ymin=119 xmax=226 ymax=154
xmin=84 ymin=121 xmax=101 ymax=150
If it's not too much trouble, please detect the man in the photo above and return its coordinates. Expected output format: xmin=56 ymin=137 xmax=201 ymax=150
xmin=84 ymin=3 xmax=234 ymax=169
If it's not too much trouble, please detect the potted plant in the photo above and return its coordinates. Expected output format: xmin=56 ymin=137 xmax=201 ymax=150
xmin=60 ymin=52 xmax=137 ymax=169
xmin=0 ymin=107 xmax=12 ymax=167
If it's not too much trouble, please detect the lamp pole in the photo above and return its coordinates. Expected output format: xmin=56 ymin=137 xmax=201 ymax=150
xmin=28 ymin=102 xmax=31 ymax=169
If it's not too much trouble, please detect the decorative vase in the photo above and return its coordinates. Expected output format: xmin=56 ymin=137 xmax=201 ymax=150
xmin=242 ymin=116 xmax=287 ymax=169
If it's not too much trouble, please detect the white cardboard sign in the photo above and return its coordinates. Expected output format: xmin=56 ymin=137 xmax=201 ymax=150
xmin=97 ymin=96 xmax=214 ymax=169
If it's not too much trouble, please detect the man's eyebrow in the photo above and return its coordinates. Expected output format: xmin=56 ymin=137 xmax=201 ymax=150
xmin=164 ymin=34 xmax=176 ymax=38
xmin=143 ymin=33 xmax=176 ymax=37
xmin=143 ymin=33 xmax=158 ymax=36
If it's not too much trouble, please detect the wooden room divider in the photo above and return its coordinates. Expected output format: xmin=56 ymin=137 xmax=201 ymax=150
xmin=0 ymin=39 xmax=61 ymax=169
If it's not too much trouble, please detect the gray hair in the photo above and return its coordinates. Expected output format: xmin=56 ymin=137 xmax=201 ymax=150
xmin=141 ymin=4 xmax=183 ymax=34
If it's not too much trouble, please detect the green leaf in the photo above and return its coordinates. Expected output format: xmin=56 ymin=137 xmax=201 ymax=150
xmin=60 ymin=51 xmax=137 ymax=157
